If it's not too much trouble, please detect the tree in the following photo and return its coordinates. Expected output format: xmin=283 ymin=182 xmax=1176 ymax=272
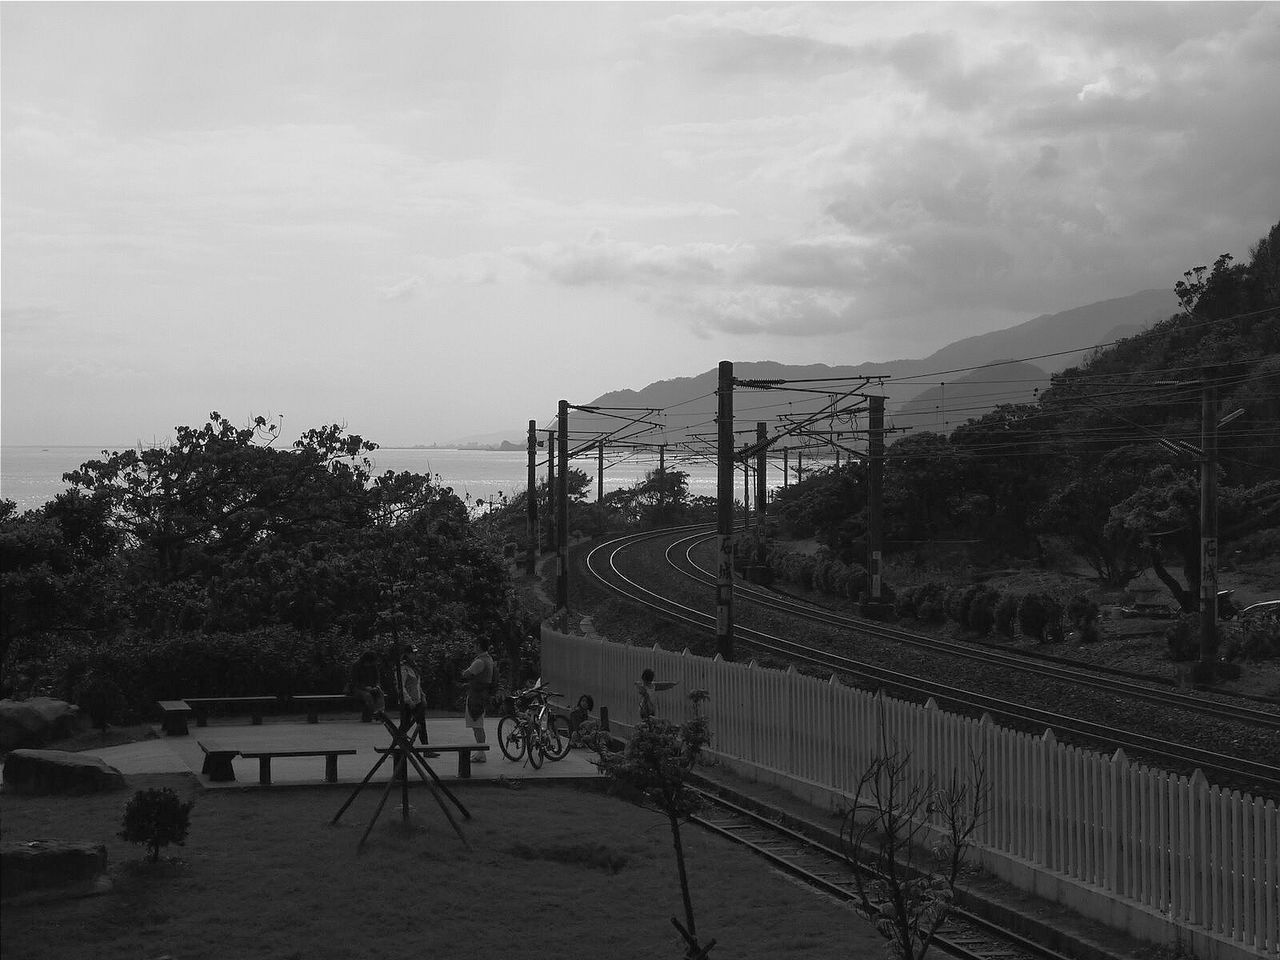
xmin=591 ymin=691 xmax=713 ymax=957
xmin=1037 ymin=446 xmax=1154 ymax=587
xmin=119 ymin=787 xmax=194 ymax=863
xmin=840 ymin=713 xmax=986 ymax=960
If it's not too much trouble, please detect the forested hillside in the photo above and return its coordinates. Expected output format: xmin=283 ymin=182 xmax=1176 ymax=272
xmin=773 ymin=220 xmax=1280 ymax=612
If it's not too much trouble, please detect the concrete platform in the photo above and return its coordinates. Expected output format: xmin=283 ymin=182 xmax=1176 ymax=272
xmin=74 ymin=717 xmax=601 ymax=788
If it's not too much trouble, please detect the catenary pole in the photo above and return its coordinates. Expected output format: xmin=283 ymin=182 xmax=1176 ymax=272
xmin=716 ymin=361 xmax=735 ymax=660
xmin=557 ymin=401 xmax=569 ymax=626
xmin=545 ymin=430 xmax=556 ymax=551
xmin=756 ymin=422 xmax=767 ymax=517
xmin=866 ymin=394 xmax=885 ymax=614
xmin=526 ymin=420 xmax=538 ymax=575
xmin=1198 ymin=381 xmax=1219 ymax=679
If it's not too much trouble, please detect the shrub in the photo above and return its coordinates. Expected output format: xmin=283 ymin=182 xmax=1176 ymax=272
xmin=893 ymin=586 xmax=918 ymax=619
xmin=943 ymin=585 xmax=969 ymax=624
xmin=968 ymin=588 xmax=1000 ymax=637
xmin=1018 ymin=593 xmax=1049 ymax=647
xmin=994 ymin=595 xmax=1019 ymax=638
xmin=1238 ymin=610 xmax=1280 ymax=660
xmin=119 ymin=787 xmax=194 ymax=862
xmin=1042 ymin=596 xmax=1065 ymax=643
xmin=1066 ymin=594 xmax=1100 ymax=629
xmin=914 ymin=582 xmax=947 ymax=623
xmin=957 ymin=584 xmax=987 ymax=631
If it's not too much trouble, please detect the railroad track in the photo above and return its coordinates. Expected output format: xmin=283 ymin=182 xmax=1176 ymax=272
xmin=583 ymin=525 xmax=1280 ymax=796
xmin=664 ymin=530 xmax=1280 ymax=730
xmin=688 ymin=784 xmax=1069 ymax=960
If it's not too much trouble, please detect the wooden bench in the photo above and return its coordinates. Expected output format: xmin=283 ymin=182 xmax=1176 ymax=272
xmin=375 ymin=743 xmax=488 ymax=779
xmin=197 ymin=740 xmax=240 ymax=782
xmin=185 ymin=696 xmax=277 ymax=726
xmin=289 ymin=693 xmax=369 ymax=724
xmin=156 ymin=699 xmax=193 ymax=736
xmin=238 ymin=748 xmax=358 ymax=785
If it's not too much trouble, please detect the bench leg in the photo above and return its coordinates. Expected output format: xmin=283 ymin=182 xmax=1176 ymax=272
xmin=164 ymin=715 xmax=189 ymax=736
xmin=207 ymin=754 xmax=236 ymax=782
xmin=258 ymin=756 xmax=272 ymax=785
xmin=307 ymin=709 xmax=320 ymax=724
xmin=458 ymin=752 xmax=471 ymax=779
xmin=195 ymin=712 xmax=209 ymax=728
xmin=325 ymin=754 xmax=339 ymax=782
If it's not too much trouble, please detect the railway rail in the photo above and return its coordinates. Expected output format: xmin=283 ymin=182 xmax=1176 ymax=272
xmin=688 ymin=784 xmax=1072 ymax=960
xmin=583 ymin=525 xmax=1280 ymax=796
xmin=665 ymin=531 xmax=1280 ymax=730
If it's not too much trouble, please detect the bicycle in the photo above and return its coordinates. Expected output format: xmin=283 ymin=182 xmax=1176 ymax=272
xmin=497 ymin=679 xmax=571 ymax=768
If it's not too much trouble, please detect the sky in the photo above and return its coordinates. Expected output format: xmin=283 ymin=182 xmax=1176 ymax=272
xmin=3 ymin=2 xmax=1278 ymax=447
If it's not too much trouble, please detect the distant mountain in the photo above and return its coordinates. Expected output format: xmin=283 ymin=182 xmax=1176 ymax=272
xmin=557 ymin=288 xmax=1177 ymax=456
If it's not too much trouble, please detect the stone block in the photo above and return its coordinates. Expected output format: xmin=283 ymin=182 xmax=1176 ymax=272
xmin=2 ymin=749 xmax=126 ymax=795
xmin=0 ymin=698 xmax=85 ymax=751
xmin=1 ymin=839 xmax=108 ymax=900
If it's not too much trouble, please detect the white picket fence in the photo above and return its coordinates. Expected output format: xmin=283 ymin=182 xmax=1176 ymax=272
xmin=542 ymin=629 xmax=1279 ymax=959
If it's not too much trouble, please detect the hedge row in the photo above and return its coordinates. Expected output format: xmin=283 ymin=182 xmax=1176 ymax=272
xmin=765 ymin=546 xmax=871 ymax=602
xmin=892 ymin=582 xmax=1100 ymax=643
xmin=3 ymin=625 xmax=534 ymax=726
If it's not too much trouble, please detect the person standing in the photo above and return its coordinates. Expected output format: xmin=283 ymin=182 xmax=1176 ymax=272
xmin=636 ymin=668 xmax=677 ymax=722
xmin=395 ymin=645 xmax=431 ymax=748
xmin=459 ymin=637 xmax=496 ymax=763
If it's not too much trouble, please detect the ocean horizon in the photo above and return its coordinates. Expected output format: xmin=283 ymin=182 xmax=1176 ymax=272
xmin=1 ymin=443 xmax=757 ymax=515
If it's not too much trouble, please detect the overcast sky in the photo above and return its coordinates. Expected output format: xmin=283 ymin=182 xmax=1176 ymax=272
xmin=3 ymin=2 xmax=1278 ymax=446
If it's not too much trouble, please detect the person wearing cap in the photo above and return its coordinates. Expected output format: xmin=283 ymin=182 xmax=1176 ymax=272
xmin=396 ymin=644 xmax=431 ymax=749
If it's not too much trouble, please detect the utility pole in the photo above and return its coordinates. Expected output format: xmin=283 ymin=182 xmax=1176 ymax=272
xmin=1198 ymin=382 xmax=1219 ymax=681
xmin=556 ymin=401 xmax=569 ymax=626
xmin=865 ymin=395 xmax=886 ymax=617
xmin=742 ymin=462 xmax=751 ymax=533
xmin=659 ymin=445 xmax=665 ymax=475
xmin=597 ymin=441 xmax=605 ymax=503
xmin=716 ymin=361 xmax=735 ymax=660
xmin=755 ymin=422 xmax=767 ymax=517
xmin=545 ymin=430 xmax=556 ymax=551
xmin=526 ymin=420 xmax=538 ymax=575
xmin=782 ymin=448 xmax=789 ymax=489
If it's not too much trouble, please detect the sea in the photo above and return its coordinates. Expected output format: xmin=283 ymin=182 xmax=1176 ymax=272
xmin=0 ymin=444 xmax=732 ymax=515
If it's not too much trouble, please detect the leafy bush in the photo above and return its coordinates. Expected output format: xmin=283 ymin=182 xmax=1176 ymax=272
xmin=967 ymin=589 xmax=1000 ymax=637
xmin=994 ymin=595 xmax=1019 ymax=638
xmin=1018 ymin=593 xmax=1064 ymax=642
xmin=1238 ymin=610 xmax=1280 ymax=660
xmin=893 ymin=586 xmax=919 ymax=619
xmin=1066 ymin=594 xmax=1100 ymax=628
xmin=914 ymin=582 xmax=947 ymax=623
xmin=120 ymin=787 xmax=193 ymax=862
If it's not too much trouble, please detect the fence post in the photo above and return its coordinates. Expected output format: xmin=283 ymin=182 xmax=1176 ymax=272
xmin=1109 ymin=748 xmax=1127 ymax=895
xmin=1040 ymin=728 xmax=1057 ymax=871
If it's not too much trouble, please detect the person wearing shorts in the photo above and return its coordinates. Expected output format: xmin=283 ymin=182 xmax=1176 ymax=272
xmin=460 ymin=638 xmax=495 ymax=763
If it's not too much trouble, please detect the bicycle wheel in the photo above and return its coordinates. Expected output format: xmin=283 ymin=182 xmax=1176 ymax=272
xmin=497 ymin=714 xmax=526 ymax=762
xmin=542 ymin=714 xmax=571 ymax=760
xmin=527 ymin=722 xmax=545 ymax=769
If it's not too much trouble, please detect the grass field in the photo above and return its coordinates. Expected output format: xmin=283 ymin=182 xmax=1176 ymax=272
xmin=2 ymin=775 xmax=881 ymax=960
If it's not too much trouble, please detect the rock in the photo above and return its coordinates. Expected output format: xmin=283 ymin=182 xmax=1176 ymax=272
xmin=0 ymin=698 xmax=85 ymax=752
xmin=1 ymin=839 xmax=108 ymax=900
xmin=2 ymin=749 xmax=126 ymax=795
